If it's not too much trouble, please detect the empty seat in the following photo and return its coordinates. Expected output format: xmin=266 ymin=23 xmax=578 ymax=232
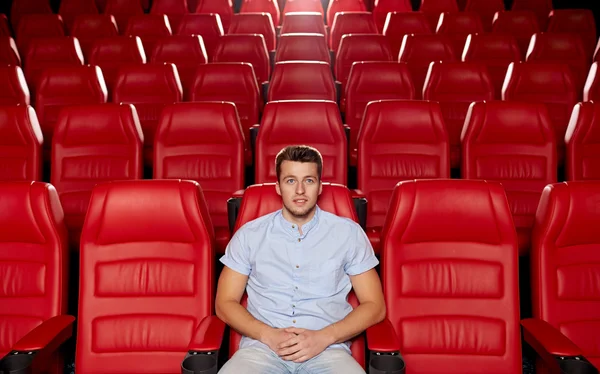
xmin=268 ymin=61 xmax=336 ymax=102
xmin=275 ymin=33 xmax=330 ymax=63
xmin=462 ymin=101 xmax=556 ymax=254
xmin=357 ymin=100 xmax=450 ymax=253
xmin=280 ymin=11 xmax=326 ymax=35
xmin=75 ymin=179 xmax=223 ymax=373
xmin=10 ymin=0 xmax=53 ymax=31
xmin=436 ymin=11 xmax=484 ymax=57
xmin=492 ymin=10 xmax=540 ymax=56
xmin=345 ymin=61 xmax=415 ymax=163
xmin=283 ymin=0 xmax=324 ymax=16
xmin=256 ymin=100 xmax=347 ymax=184
xmin=23 ymin=37 xmax=85 ymax=92
xmin=0 ymin=66 xmax=30 ymax=106
xmin=330 ymin=12 xmax=378 ymax=52
xmin=584 ymin=61 xmax=600 ymax=102
xmin=175 ymin=14 xmax=224 ymax=60
xmin=511 ymin=0 xmax=552 ymax=29
xmin=103 ymin=0 xmax=144 ymax=33
xmin=112 ymin=63 xmax=182 ymax=166
xmin=368 ymin=179 xmax=521 ymax=372
xmin=503 ymin=62 xmax=578 ymax=165
xmin=423 ymin=61 xmax=494 ymax=168
xmin=383 ymin=12 xmax=432 ymax=58
xmin=194 ymin=0 xmax=233 ymax=32
xmin=15 ymin=14 xmax=65 ymax=53
xmin=125 ymin=14 xmax=172 ymax=57
xmin=228 ymin=13 xmax=276 ymax=51
xmin=335 ymin=34 xmax=393 ymax=88
xmin=150 ymin=36 xmax=207 ymax=98
xmin=71 ymin=15 xmax=119 ymax=58
xmin=464 ymin=0 xmax=504 ymax=31
xmin=565 ymin=102 xmax=600 ymax=181
xmin=0 ymin=106 xmax=43 ymax=181
xmin=87 ymin=36 xmax=146 ymax=94
xmin=241 ymin=0 xmax=280 ymax=26
xmin=326 ymin=0 xmax=367 ymax=26
xmin=189 ymin=63 xmax=261 ymax=165
xmin=398 ymin=34 xmax=456 ymax=99
xmin=0 ymin=14 xmax=11 ymax=37
xmin=154 ymin=102 xmax=245 ymax=253
xmin=213 ymin=34 xmax=270 ymax=84
xmin=547 ymin=9 xmax=597 ymax=59
xmin=419 ymin=0 xmax=458 ymax=31
xmin=373 ymin=0 xmax=413 ymax=33
xmin=51 ymin=103 xmax=143 ymax=249
xmin=462 ymin=33 xmax=522 ymax=99
xmin=58 ymin=0 xmax=99 ymax=32
xmin=526 ymin=32 xmax=590 ymax=92
xmin=0 ymin=37 xmax=21 ymax=66
xmin=150 ymin=0 xmax=188 ymax=31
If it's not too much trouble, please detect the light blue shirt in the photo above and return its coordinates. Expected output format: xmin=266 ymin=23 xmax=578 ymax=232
xmin=220 ymin=205 xmax=379 ymax=353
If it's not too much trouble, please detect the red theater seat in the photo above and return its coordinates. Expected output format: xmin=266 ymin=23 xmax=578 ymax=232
xmin=280 ymin=11 xmax=326 ymax=35
xmin=268 ymin=61 xmax=336 ymax=102
xmin=10 ymin=0 xmax=53 ymax=31
xmin=492 ymin=10 xmax=540 ymax=57
xmin=124 ymin=14 xmax=173 ymax=57
xmin=58 ymin=0 xmax=99 ymax=32
xmin=330 ymin=12 xmax=378 ymax=52
xmin=326 ymin=0 xmax=367 ymax=27
xmin=213 ymin=34 xmax=271 ymax=84
xmin=150 ymin=0 xmax=188 ymax=31
xmin=435 ymin=11 xmax=484 ymax=57
xmin=511 ymin=0 xmax=553 ymax=29
xmin=103 ymin=0 xmax=144 ymax=34
xmin=71 ymin=15 xmax=119 ymax=58
xmin=0 ymin=65 xmax=30 ymax=106
xmin=584 ymin=61 xmax=600 ymax=102
xmin=194 ymin=0 xmax=233 ymax=32
xmin=240 ymin=0 xmax=280 ymax=26
xmin=373 ymin=0 xmax=413 ymax=33
xmin=547 ymin=9 xmax=597 ymax=59
xmin=228 ymin=13 xmax=276 ymax=51
xmin=15 ymin=14 xmax=65 ymax=54
xmin=283 ymin=0 xmax=324 ymax=16
xmin=275 ymin=33 xmax=330 ymax=63
xmin=0 ymin=106 xmax=43 ymax=181
xmin=0 ymin=37 xmax=20 ymax=66
xmin=175 ymin=14 xmax=224 ymax=61
xmin=335 ymin=34 xmax=393 ymax=89
xmin=383 ymin=12 xmax=432 ymax=58
xmin=463 ymin=0 xmax=504 ymax=31
xmin=0 ymin=14 xmax=9 ymax=37
xmin=565 ymin=102 xmax=600 ymax=181
xmin=419 ymin=0 xmax=458 ymax=31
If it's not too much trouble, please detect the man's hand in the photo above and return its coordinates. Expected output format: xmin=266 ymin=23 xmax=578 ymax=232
xmin=276 ymin=328 xmax=335 ymax=363
xmin=260 ymin=327 xmax=298 ymax=353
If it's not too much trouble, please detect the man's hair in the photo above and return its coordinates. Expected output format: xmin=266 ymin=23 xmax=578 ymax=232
xmin=275 ymin=145 xmax=323 ymax=182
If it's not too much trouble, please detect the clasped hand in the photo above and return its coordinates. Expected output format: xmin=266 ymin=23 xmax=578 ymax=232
xmin=264 ymin=327 xmax=334 ymax=363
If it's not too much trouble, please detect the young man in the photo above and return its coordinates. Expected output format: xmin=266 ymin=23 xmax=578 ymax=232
xmin=216 ymin=145 xmax=385 ymax=374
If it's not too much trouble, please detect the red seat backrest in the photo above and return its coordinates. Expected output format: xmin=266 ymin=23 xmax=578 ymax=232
xmin=373 ymin=0 xmax=413 ymax=33
xmin=194 ymin=0 xmax=233 ymax=32
xmin=280 ymin=11 xmax=326 ymax=35
xmin=71 ymin=14 xmax=119 ymax=58
xmin=547 ymin=9 xmax=596 ymax=59
xmin=492 ymin=10 xmax=540 ymax=57
xmin=15 ymin=14 xmax=65 ymax=53
xmin=228 ymin=13 xmax=276 ymax=51
xmin=335 ymin=34 xmax=393 ymax=87
xmin=124 ymin=14 xmax=173 ymax=57
xmin=435 ymin=11 xmax=484 ymax=57
xmin=283 ymin=0 xmax=324 ymax=16
xmin=240 ymin=0 xmax=280 ymax=26
xmin=10 ymin=0 xmax=53 ymax=31
xmin=268 ymin=61 xmax=336 ymax=102
xmin=326 ymin=0 xmax=367 ymax=27
xmin=0 ymin=36 xmax=20 ymax=66
xmin=175 ymin=14 xmax=223 ymax=62
xmin=463 ymin=0 xmax=504 ymax=31
xmin=58 ymin=0 xmax=99 ymax=33
xmin=0 ymin=106 xmax=43 ymax=181
xmin=275 ymin=33 xmax=330 ymax=63
xmin=584 ymin=61 xmax=600 ymax=102
xmin=0 ymin=14 xmax=9 ymax=37
xmin=382 ymin=12 xmax=432 ymax=58
xmin=213 ymin=34 xmax=270 ymax=84
xmin=565 ymin=102 xmax=600 ymax=181
xmin=103 ymin=0 xmax=144 ymax=33
xmin=150 ymin=0 xmax=188 ymax=31
xmin=419 ymin=0 xmax=458 ymax=31
xmin=510 ymin=0 xmax=553 ymax=29
xmin=330 ymin=11 xmax=378 ymax=52
xmin=75 ymin=179 xmax=215 ymax=373
xmin=0 ymin=65 xmax=30 ymax=106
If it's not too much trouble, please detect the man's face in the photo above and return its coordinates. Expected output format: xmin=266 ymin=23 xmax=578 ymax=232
xmin=276 ymin=160 xmax=322 ymax=219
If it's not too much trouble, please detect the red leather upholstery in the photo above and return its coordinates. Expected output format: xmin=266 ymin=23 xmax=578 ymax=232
xmin=326 ymin=0 xmax=366 ymax=27
xmin=345 ymin=61 xmax=415 ymax=164
xmin=382 ymin=12 xmax=432 ymax=58
xmin=280 ymin=11 xmax=326 ymax=35
xmin=565 ymin=102 xmax=600 ymax=181
xmin=58 ymin=0 xmax=99 ymax=33
xmin=0 ymin=65 xmax=30 ymax=106
xmin=189 ymin=63 xmax=261 ymax=165
xmin=547 ymin=9 xmax=597 ymax=59
xmin=35 ymin=66 xmax=107 ymax=151
xmin=462 ymin=101 xmax=556 ymax=255
xmin=330 ymin=12 xmax=378 ymax=52
xmin=0 ymin=106 xmax=43 ymax=181
xmin=0 ymin=181 xmax=68 ymax=367
xmin=112 ymin=63 xmax=182 ymax=166
xmin=241 ymin=0 xmax=280 ymax=26
xmin=357 ymin=100 xmax=450 ymax=254
xmin=492 ymin=10 xmax=540 ymax=57
xmin=585 ymin=61 xmax=600 ymax=102
xmin=103 ymin=0 xmax=144 ymax=34
xmin=23 ymin=37 xmax=84 ymax=92
xmin=150 ymin=0 xmax=188 ymax=32
xmin=75 ymin=179 xmax=216 ymax=373
xmin=423 ymin=61 xmax=494 ymax=168
xmin=378 ymin=179 xmax=521 ymax=373
xmin=194 ymin=0 xmax=233 ymax=32
xmin=124 ymin=14 xmax=173 ymax=57
xmin=213 ymin=34 xmax=270 ymax=84
xmin=502 ymin=61 xmax=578 ymax=165
xmin=464 ymin=0 xmax=504 ymax=31
xmin=373 ymin=0 xmax=413 ymax=33
xmin=71 ymin=15 xmax=119 ymax=58
xmin=276 ymin=33 xmax=330 ymax=63
xmin=511 ymin=0 xmax=553 ymax=29
xmin=0 ymin=36 xmax=21 ymax=66
xmin=398 ymin=34 xmax=456 ymax=99
xmin=283 ymin=0 xmax=324 ymax=16
xmin=462 ymin=33 xmax=522 ymax=99
xmin=531 ymin=181 xmax=600 ymax=371
xmin=10 ymin=0 xmax=53 ymax=31
xmin=154 ymin=102 xmax=245 ymax=254
xmin=436 ymin=11 xmax=484 ymax=57
xmin=526 ymin=32 xmax=590 ymax=93
xmin=419 ymin=0 xmax=458 ymax=31
xmin=51 ymin=103 xmax=142 ymax=250
xmin=175 ymin=14 xmax=224 ymax=61
xmin=150 ymin=36 xmax=207 ymax=98
xmin=256 ymin=100 xmax=347 ymax=184
xmin=228 ymin=13 xmax=276 ymax=51
xmin=268 ymin=61 xmax=336 ymax=102
xmin=335 ymin=34 xmax=393 ymax=88
xmin=0 ymin=14 xmax=9 ymax=37
xmin=15 ymin=14 xmax=65 ymax=53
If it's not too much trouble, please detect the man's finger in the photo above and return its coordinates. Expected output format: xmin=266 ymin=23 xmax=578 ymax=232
xmin=277 ymin=336 xmax=298 ymax=349
xmin=284 ymin=327 xmax=305 ymax=334
xmin=277 ymin=345 xmax=302 ymax=358
xmin=283 ymin=349 xmax=306 ymax=362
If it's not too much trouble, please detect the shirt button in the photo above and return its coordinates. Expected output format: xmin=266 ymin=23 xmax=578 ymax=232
xmin=292 ymin=304 xmax=296 ymax=308
xmin=297 ymin=238 xmax=301 ymax=242
xmin=295 ymin=286 xmax=298 ymax=290
xmin=293 ymin=319 xmax=296 ymax=323
xmin=295 ymin=265 xmax=299 ymax=268
xmin=292 ymin=225 xmax=295 ymax=228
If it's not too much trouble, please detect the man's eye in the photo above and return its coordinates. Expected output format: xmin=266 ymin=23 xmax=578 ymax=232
xmin=286 ymin=179 xmax=295 ymax=184
xmin=305 ymin=179 xmax=314 ymax=184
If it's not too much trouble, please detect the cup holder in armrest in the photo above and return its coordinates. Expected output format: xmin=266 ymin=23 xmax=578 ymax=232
xmin=558 ymin=357 xmax=598 ymax=374
xmin=181 ymin=352 xmax=218 ymax=374
xmin=369 ymin=352 xmax=405 ymax=374
xmin=0 ymin=352 xmax=34 ymax=374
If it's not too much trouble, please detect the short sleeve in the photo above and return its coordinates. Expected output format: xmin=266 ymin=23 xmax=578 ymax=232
xmin=220 ymin=230 xmax=251 ymax=276
xmin=344 ymin=224 xmax=379 ymax=276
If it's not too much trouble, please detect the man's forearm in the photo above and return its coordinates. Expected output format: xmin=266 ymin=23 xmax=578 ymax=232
xmin=322 ymin=301 xmax=385 ymax=344
xmin=216 ymin=300 xmax=273 ymax=342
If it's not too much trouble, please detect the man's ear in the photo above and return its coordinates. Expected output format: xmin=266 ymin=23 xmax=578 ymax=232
xmin=275 ymin=181 xmax=282 ymax=196
xmin=318 ymin=181 xmax=323 ymax=195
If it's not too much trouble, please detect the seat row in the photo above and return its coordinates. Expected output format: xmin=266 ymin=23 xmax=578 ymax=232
xmin=1 ymin=177 xmax=599 ymax=373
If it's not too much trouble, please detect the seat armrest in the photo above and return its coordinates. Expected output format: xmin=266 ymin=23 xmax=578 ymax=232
xmin=351 ymin=189 xmax=367 ymax=230
xmin=366 ymin=319 xmax=401 ymax=353
xmin=227 ymin=190 xmax=246 ymax=233
xmin=181 ymin=316 xmax=226 ymax=374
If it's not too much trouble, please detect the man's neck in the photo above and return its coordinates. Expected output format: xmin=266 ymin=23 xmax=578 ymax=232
xmin=281 ymin=208 xmax=317 ymax=233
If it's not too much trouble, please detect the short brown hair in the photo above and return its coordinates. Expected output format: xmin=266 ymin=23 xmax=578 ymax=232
xmin=275 ymin=145 xmax=323 ymax=182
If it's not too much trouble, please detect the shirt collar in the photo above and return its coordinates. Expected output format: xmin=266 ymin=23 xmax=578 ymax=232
xmin=278 ymin=205 xmax=321 ymax=238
